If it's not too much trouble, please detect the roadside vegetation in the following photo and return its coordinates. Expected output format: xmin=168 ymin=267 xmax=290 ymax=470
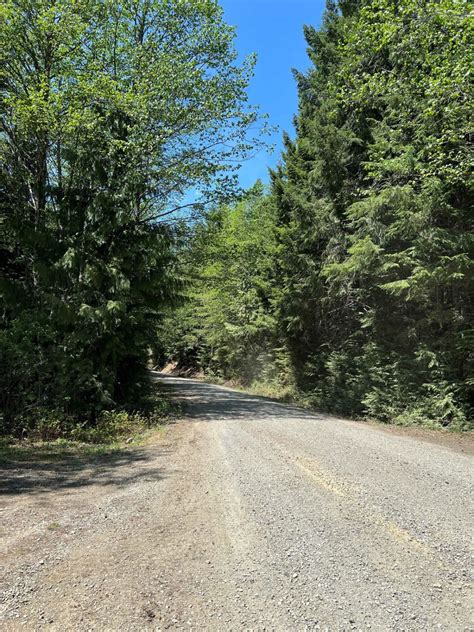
xmin=0 ymin=0 xmax=264 ymax=443
xmin=0 ymin=394 xmax=180 ymax=462
xmin=160 ymin=0 xmax=473 ymax=430
xmin=1 ymin=0 xmax=472 ymax=439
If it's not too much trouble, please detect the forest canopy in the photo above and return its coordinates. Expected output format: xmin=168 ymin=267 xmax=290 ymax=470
xmin=1 ymin=0 xmax=472 ymax=435
xmin=0 ymin=0 xmax=262 ymax=434
xmin=160 ymin=0 xmax=473 ymax=429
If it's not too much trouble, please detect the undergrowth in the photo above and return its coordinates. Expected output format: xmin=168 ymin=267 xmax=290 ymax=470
xmin=0 ymin=394 xmax=181 ymax=461
xmin=201 ymin=373 xmax=472 ymax=432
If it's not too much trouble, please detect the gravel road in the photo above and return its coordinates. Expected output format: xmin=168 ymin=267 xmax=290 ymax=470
xmin=1 ymin=374 xmax=473 ymax=631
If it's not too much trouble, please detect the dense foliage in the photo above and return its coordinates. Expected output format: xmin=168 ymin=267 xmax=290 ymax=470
xmin=159 ymin=182 xmax=282 ymax=384
xmin=0 ymin=0 xmax=261 ymax=435
xmin=2 ymin=0 xmax=472 ymax=434
xmin=164 ymin=0 xmax=473 ymax=428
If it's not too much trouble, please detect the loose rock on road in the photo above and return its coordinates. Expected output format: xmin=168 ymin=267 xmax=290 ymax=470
xmin=1 ymin=374 xmax=473 ymax=630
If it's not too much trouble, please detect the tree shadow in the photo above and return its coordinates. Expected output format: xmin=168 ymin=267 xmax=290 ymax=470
xmin=153 ymin=372 xmax=327 ymax=424
xmin=0 ymin=444 xmax=170 ymax=497
xmin=0 ymin=374 xmax=324 ymax=498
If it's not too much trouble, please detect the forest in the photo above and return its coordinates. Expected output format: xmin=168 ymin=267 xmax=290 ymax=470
xmin=1 ymin=0 xmax=473 ymax=439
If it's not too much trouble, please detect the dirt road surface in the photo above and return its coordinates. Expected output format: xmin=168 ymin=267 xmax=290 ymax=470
xmin=1 ymin=375 xmax=473 ymax=631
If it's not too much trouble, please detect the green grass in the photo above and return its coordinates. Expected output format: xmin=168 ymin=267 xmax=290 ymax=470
xmin=0 ymin=430 xmax=162 ymax=464
xmin=0 ymin=395 xmax=181 ymax=463
xmin=47 ymin=522 xmax=61 ymax=531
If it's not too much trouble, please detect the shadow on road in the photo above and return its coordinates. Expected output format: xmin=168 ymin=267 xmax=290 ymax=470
xmin=0 ymin=373 xmax=322 ymax=498
xmin=0 ymin=444 xmax=169 ymax=497
xmin=153 ymin=372 xmax=326 ymax=424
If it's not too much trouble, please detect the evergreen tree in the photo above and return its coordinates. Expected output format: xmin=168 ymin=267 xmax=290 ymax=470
xmin=272 ymin=0 xmax=473 ymax=427
xmin=161 ymin=183 xmax=281 ymax=385
xmin=0 ymin=0 xmax=262 ymax=433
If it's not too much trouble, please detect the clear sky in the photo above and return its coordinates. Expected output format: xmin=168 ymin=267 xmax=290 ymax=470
xmin=220 ymin=0 xmax=326 ymax=188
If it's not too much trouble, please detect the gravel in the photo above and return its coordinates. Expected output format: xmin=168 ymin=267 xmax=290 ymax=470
xmin=0 ymin=374 xmax=472 ymax=631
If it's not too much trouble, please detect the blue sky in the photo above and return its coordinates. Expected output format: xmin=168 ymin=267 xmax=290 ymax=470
xmin=220 ymin=0 xmax=326 ymax=188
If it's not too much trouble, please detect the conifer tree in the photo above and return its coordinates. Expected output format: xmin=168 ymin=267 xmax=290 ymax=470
xmin=272 ymin=0 xmax=473 ymax=426
xmin=0 ymin=0 xmax=262 ymax=432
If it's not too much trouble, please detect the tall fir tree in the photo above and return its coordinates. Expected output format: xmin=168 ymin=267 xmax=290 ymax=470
xmin=0 ymin=0 xmax=263 ymax=433
xmin=272 ymin=0 xmax=473 ymax=426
